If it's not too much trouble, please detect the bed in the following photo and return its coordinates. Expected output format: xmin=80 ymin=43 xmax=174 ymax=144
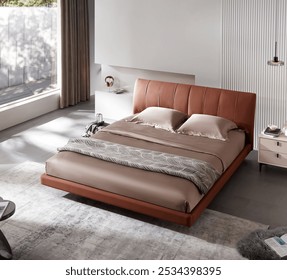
xmin=41 ymin=78 xmax=256 ymax=226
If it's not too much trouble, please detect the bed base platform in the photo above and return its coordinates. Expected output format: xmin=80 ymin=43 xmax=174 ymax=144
xmin=41 ymin=144 xmax=251 ymax=227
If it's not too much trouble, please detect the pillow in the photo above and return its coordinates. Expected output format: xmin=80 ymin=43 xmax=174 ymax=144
xmin=129 ymin=107 xmax=187 ymax=132
xmin=176 ymin=114 xmax=237 ymax=141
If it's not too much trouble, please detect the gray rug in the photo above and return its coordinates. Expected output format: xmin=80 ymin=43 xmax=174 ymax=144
xmin=0 ymin=162 xmax=268 ymax=260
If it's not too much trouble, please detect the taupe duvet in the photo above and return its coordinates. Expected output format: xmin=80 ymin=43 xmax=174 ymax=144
xmin=46 ymin=120 xmax=245 ymax=213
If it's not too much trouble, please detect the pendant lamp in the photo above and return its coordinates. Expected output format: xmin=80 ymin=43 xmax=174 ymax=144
xmin=268 ymin=0 xmax=284 ymax=66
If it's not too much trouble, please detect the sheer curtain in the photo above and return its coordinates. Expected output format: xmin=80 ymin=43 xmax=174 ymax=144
xmin=60 ymin=0 xmax=90 ymax=108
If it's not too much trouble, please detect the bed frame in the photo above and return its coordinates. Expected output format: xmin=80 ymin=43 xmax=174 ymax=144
xmin=41 ymin=78 xmax=256 ymax=226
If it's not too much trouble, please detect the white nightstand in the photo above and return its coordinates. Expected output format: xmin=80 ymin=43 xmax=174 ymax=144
xmin=258 ymin=133 xmax=287 ymax=171
xmin=95 ymin=90 xmax=133 ymax=121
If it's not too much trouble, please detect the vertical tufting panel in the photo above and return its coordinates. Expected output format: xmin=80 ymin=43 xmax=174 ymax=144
xmin=133 ymin=79 xmax=149 ymax=113
xmin=202 ymin=88 xmax=221 ymax=116
xmin=145 ymin=80 xmax=177 ymax=109
xmin=187 ymin=86 xmax=206 ymax=115
xmin=217 ymin=91 xmax=239 ymax=121
xmin=173 ymin=84 xmax=191 ymax=114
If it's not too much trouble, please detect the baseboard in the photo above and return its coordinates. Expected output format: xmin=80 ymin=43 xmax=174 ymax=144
xmin=0 ymin=91 xmax=60 ymax=131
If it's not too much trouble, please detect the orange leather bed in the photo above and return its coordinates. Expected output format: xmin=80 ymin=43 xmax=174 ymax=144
xmin=41 ymin=78 xmax=256 ymax=226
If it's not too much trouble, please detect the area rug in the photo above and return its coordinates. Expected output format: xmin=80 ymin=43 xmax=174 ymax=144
xmin=0 ymin=161 xmax=268 ymax=260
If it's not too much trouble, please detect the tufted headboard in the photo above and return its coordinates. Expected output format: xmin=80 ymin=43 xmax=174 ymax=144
xmin=133 ymin=78 xmax=256 ymax=148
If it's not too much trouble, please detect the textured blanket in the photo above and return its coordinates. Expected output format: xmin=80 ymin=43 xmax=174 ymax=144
xmin=58 ymin=139 xmax=220 ymax=194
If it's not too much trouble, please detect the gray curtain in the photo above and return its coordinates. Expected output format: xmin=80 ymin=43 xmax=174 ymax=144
xmin=60 ymin=0 xmax=90 ymax=108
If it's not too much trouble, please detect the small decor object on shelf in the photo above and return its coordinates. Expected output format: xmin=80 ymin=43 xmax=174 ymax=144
xmin=104 ymin=76 xmax=114 ymax=91
xmin=264 ymin=125 xmax=281 ymax=137
xmin=112 ymin=88 xmax=126 ymax=94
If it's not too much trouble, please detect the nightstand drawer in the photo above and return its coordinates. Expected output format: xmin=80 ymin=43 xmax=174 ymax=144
xmin=259 ymin=138 xmax=287 ymax=153
xmin=259 ymin=150 xmax=287 ymax=168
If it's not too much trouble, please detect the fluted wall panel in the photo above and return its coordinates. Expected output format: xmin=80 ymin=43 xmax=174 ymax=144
xmin=222 ymin=0 xmax=287 ymax=149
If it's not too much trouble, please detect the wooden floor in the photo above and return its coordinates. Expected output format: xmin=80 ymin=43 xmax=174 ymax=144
xmin=1 ymin=95 xmax=287 ymax=227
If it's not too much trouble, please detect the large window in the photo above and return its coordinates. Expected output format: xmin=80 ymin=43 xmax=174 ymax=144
xmin=0 ymin=0 xmax=58 ymax=107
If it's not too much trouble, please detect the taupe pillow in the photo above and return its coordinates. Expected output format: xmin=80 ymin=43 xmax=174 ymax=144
xmin=177 ymin=114 xmax=237 ymax=141
xmin=129 ymin=107 xmax=187 ymax=132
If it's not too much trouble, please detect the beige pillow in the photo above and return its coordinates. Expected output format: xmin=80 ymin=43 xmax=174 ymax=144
xmin=129 ymin=107 xmax=187 ymax=132
xmin=177 ymin=114 xmax=237 ymax=141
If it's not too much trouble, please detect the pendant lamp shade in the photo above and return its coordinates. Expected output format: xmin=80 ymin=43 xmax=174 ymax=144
xmin=268 ymin=0 xmax=284 ymax=66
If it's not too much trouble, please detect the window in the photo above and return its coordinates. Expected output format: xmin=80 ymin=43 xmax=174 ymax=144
xmin=0 ymin=0 xmax=58 ymax=107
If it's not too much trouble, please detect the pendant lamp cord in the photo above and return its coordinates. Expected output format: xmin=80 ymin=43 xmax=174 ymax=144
xmin=275 ymin=0 xmax=279 ymax=57
xmin=268 ymin=0 xmax=284 ymax=65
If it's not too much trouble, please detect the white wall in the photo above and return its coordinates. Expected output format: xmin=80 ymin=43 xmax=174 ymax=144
xmin=95 ymin=0 xmax=222 ymax=87
xmin=89 ymin=0 xmax=196 ymax=95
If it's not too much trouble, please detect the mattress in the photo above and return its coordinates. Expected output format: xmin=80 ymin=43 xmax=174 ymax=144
xmin=46 ymin=120 xmax=245 ymax=213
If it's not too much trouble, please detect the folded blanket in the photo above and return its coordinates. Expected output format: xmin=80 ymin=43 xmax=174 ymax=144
xmin=58 ymin=138 xmax=220 ymax=194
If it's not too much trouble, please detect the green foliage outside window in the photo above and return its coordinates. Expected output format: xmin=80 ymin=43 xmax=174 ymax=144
xmin=0 ymin=0 xmax=57 ymax=6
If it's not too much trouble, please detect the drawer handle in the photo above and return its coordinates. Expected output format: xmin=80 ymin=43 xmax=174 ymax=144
xmin=277 ymin=153 xmax=280 ymax=158
xmin=277 ymin=141 xmax=280 ymax=146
